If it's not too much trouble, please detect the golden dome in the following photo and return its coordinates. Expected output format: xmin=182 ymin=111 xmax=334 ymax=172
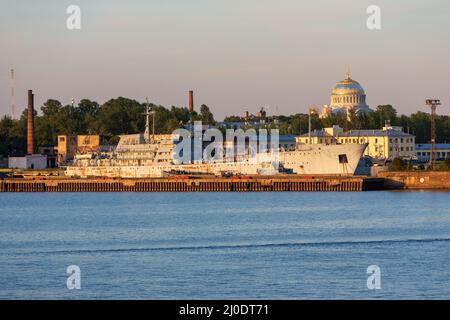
xmin=331 ymin=70 xmax=366 ymax=95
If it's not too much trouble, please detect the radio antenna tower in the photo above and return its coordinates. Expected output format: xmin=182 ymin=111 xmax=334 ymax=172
xmin=10 ymin=69 xmax=16 ymax=118
xmin=426 ymin=99 xmax=441 ymax=170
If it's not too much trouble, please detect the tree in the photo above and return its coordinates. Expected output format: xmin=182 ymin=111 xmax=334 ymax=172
xmin=391 ymin=157 xmax=405 ymax=171
xmin=200 ymin=104 xmax=216 ymax=125
xmin=37 ymin=99 xmax=65 ymax=146
xmin=97 ymin=97 xmax=144 ymax=139
xmin=165 ymin=118 xmax=182 ymax=133
xmin=0 ymin=116 xmax=14 ymax=155
xmin=375 ymin=105 xmax=398 ymax=126
xmin=170 ymin=106 xmax=190 ymax=124
xmin=279 ymin=121 xmax=290 ymax=135
xmin=439 ymin=156 xmax=450 ymax=171
xmin=409 ymin=111 xmax=430 ymax=144
xmin=224 ymin=115 xmax=243 ymax=122
xmin=0 ymin=114 xmax=27 ymax=156
xmin=77 ymin=99 xmax=100 ymax=133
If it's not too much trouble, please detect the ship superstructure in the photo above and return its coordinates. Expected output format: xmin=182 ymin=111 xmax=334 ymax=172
xmin=66 ymin=132 xmax=367 ymax=178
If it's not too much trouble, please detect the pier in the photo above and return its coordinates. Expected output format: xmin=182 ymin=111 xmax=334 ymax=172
xmin=0 ymin=176 xmax=385 ymax=193
xmin=379 ymin=171 xmax=450 ymax=189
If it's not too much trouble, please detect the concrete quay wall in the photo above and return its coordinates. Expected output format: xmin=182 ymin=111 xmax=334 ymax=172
xmin=378 ymin=171 xmax=450 ymax=189
xmin=0 ymin=176 xmax=384 ymax=193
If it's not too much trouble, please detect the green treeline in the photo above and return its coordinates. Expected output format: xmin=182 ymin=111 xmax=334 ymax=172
xmin=0 ymin=97 xmax=215 ymax=156
xmin=0 ymin=98 xmax=449 ymax=156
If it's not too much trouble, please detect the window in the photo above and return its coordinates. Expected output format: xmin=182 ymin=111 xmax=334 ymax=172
xmin=338 ymin=154 xmax=348 ymax=164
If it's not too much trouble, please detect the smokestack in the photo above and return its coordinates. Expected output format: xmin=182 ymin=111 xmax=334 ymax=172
xmin=27 ymin=90 xmax=35 ymax=155
xmin=188 ymin=90 xmax=194 ymax=113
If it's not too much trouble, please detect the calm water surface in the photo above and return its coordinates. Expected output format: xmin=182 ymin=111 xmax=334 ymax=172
xmin=1 ymin=191 xmax=450 ymax=299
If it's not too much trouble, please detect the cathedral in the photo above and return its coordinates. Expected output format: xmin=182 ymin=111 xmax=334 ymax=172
xmin=319 ymin=69 xmax=372 ymax=119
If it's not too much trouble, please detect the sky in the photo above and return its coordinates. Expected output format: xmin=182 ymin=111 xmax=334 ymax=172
xmin=1 ymin=0 xmax=449 ymax=120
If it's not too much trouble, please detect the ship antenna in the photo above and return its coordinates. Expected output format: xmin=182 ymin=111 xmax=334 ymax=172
xmin=152 ymin=103 xmax=156 ymax=142
xmin=145 ymin=97 xmax=151 ymax=143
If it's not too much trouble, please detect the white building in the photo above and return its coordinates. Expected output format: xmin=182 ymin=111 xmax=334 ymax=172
xmin=8 ymin=154 xmax=48 ymax=169
xmin=296 ymin=125 xmax=416 ymax=160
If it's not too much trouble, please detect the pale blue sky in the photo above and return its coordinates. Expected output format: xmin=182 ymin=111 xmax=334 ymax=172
xmin=1 ymin=0 xmax=449 ymax=120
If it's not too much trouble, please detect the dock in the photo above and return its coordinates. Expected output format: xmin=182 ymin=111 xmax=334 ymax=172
xmin=0 ymin=176 xmax=385 ymax=192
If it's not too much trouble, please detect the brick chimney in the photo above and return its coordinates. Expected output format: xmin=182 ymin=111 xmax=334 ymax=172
xmin=27 ymin=90 xmax=35 ymax=155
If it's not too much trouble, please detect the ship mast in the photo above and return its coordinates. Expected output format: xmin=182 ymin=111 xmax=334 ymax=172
xmin=145 ymin=98 xmax=151 ymax=143
xmin=145 ymin=97 xmax=156 ymax=143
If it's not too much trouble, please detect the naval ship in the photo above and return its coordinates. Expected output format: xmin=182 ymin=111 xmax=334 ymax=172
xmin=65 ymin=131 xmax=367 ymax=178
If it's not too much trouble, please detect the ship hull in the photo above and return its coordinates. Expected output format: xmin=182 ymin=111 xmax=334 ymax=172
xmin=281 ymin=143 xmax=367 ymax=175
xmin=66 ymin=144 xmax=367 ymax=178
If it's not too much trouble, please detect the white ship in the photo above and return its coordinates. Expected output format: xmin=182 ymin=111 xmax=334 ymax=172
xmin=65 ymin=132 xmax=367 ymax=178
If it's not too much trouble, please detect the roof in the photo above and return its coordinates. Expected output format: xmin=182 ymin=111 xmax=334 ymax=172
xmin=299 ymin=131 xmax=333 ymax=138
xmin=331 ymin=71 xmax=366 ymax=95
xmin=415 ymin=144 xmax=450 ymax=150
xmin=224 ymin=135 xmax=296 ymax=142
xmin=278 ymin=135 xmax=297 ymax=142
xmin=299 ymin=129 xmax=414 ymax=138
xmin=337 ymin=130 xmax=414 ymax=138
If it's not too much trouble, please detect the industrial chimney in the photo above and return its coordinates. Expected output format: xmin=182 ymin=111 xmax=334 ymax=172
xmin=27 ymin=89 xmax=35 ymax=155
xmin=188 ymin=90 xmax=194 ymax=113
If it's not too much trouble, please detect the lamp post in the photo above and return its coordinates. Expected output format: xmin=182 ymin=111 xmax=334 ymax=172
xmin=308 ymin=108 xmax=317 ymax=145
xmin=426 ymin=99 xmax=441 ymax=170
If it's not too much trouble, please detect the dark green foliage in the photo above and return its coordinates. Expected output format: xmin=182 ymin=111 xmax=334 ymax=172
xmin=438 ymin=157 xmax=450 ymax=171
xmin=199 ymin=105 xmax=216 ymax=125
xmin=391 ymin=157 xmax=405 ymax=171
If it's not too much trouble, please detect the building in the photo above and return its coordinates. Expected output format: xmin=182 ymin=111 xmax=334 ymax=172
xmin=220 ymin=107 xmax=279 ymax=129
xmin=57 ymin=134 xmax=100 ymax=166
xmin=38 ymin=146 xmax=57 ymax=168
xmin=319 ymin=69 xmax=372 ymax=119
xmin=0 ymin=156 xmax=8 ymax=168
xmin=296 ymin=124 xmax=416 ymax=159
xmin=416 ymin=144 xmax=450 ymax=162
xmin=56 ymin=135 xmax=77 ymax=166
xmin=296 ymin=125 xmax=342 ymax=145
xmin=279 ymin=135 xmax=297 ymax=151
xmin=8 ymin=154 xmax=48 ymax=169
